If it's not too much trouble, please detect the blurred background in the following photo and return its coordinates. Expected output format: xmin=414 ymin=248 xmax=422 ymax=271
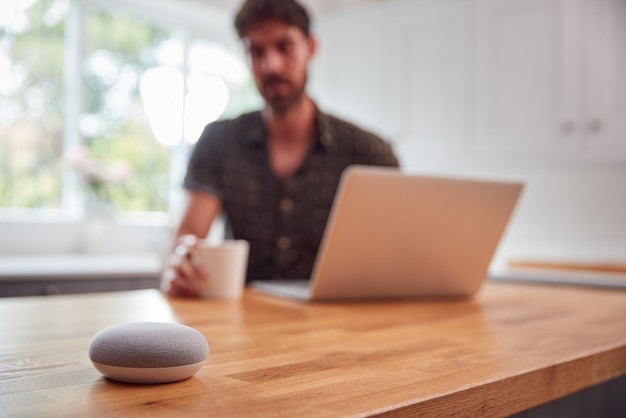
xmin=1 ymin=0 xmax=624 ymax=295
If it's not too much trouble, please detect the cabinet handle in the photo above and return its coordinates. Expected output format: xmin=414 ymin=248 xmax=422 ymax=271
xmin=588 ymin=119 xmax=602 ymax=134
xmin=561 ymin=121 xmax=575 ymax=135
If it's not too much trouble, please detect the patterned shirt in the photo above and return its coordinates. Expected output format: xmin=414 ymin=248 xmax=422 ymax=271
xmin=184 ymin=109 xmax=399 ymax=282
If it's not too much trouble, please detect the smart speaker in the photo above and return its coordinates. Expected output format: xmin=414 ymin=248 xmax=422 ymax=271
xmin=89 ymin=322 xmax=209 ymax=384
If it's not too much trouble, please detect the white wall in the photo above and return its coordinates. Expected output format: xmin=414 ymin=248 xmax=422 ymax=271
xmin=394 ymin=158 xmax=626 ymax=268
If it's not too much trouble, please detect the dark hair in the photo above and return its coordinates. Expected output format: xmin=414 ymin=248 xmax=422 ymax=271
xmin=234 ymin=0 xmax=311 ymax=38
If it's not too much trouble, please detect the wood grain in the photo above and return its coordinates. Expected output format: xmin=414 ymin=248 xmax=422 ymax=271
xmin=1 ymin=282 xmax=625 ymax=417
xmin=508 ymin=259 xmax=626 ymax=275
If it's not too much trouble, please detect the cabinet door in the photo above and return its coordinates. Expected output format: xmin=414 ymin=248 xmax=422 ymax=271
xmin=392 ymin=0 xmax=470 ymax=155
xmin=310 ymin=10 xmax=399 ymax=141
xmin=474 ymin=0 xmax=576 ymax=155
xmin=581 ymin=0 xmax=626 ymax=156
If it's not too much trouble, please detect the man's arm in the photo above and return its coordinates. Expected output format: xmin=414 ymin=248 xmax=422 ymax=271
xmin=161 ymin=190 xmax=222 ymax=297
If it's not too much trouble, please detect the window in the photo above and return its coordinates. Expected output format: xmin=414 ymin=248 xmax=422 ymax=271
xmin=1 ymin=0 xmax=66 ymax=209
xmin=0 ymin=0 xmax=257 ymax=219
xmin=80 ymin=5 xmax=173 ymax=212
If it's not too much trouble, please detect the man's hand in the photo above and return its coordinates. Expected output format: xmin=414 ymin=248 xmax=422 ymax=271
xmin=161 ymin=234 xmax=208 ymax=297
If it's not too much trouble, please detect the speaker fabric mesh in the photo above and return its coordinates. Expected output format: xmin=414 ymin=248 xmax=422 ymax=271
xmin=89 ymin=322 xmax=209 ymax=368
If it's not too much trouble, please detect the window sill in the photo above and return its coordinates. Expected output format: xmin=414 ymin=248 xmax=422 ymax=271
xmin=0 ymin=212 xmax=171 ymax=256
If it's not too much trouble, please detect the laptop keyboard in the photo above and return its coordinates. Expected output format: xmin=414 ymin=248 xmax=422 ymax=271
xmin=250 ymin=279 xmax=312 ymax=299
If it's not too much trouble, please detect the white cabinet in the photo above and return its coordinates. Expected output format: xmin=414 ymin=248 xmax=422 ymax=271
xmin=311 ymin=9 xmax=400 ymax=141
xmin=312 ymin=0 xmax=471 ymax=162
xmin=391 ymin=0 xmax=470 ymax=155
xmin=581 ymin=0 xmax=626 ymax=158
xmin=473 ymin=0 xmax=626 ymax=161
xmin=313 ymin=0 xmax=626 ymax=165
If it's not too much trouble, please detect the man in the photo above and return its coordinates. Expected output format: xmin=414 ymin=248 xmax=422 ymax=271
xmin=161 ymin=0 xmax=399 ymax=297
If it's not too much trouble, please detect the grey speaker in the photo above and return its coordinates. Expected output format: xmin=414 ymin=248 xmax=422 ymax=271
xmin=89 ymin=322 xmax=209 ymax=384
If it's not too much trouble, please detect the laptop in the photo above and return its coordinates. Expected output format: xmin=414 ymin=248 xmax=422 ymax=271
xmin=251 ymin=165 xmax=523 ymax=301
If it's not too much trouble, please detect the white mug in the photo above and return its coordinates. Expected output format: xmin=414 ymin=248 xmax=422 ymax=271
xmin=190 ymin=239 xmax=249 ymax=299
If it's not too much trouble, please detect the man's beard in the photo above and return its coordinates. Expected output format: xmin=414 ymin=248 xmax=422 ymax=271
xmin=260 ymin=73 xmax=307 ymax=113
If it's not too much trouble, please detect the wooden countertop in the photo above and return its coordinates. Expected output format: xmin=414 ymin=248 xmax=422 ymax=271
xmin=1 ymin=282 xmax=625 ymax=417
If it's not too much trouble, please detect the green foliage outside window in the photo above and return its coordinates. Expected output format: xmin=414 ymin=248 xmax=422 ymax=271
xmin=1 ymin=0 xmax=171 ymax=212
xmin=1 ymin=0 xmax=258 ymax=214
xmin=81 ymin=7 xmax=171 ymax=212
xmin=0 ymin=0 xmax=65 ymax=208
